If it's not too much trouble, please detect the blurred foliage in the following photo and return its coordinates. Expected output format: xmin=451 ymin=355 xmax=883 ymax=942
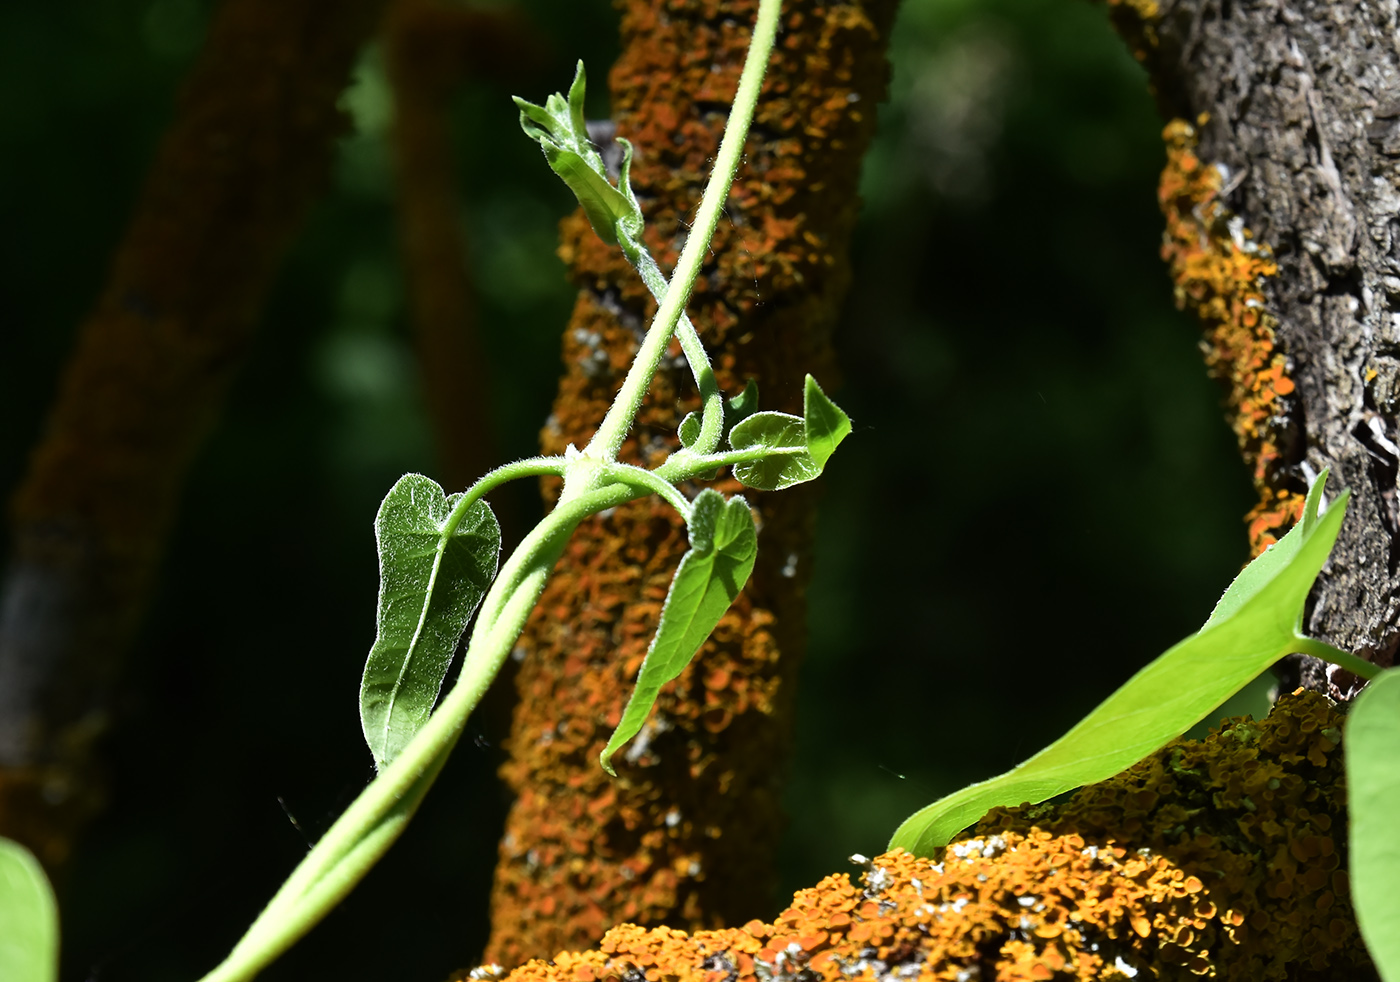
xmin=0 ymin=0 xmax=1250 ymax=979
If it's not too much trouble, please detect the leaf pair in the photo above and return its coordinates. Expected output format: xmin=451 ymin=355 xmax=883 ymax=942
xmin=514 ymin=62 xmax=641 ymax=248
xmin=728 ymin=375 xmax=853 ymax=491
xmin=890 ymin=472 xmax=1350 ymax=856
xmin=600 ymin=489 xmax=759 ymax=774
xmin=360 ymin=475 xmax=501 ymax=771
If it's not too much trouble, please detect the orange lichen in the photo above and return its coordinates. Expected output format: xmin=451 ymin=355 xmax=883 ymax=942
xmin=463 ymin=692 xmax=1369 ymax=982
xmin=1158 ymin=119 xmax=1300 ymax=556
xmin=484 ymin=0 xmax=898 ymax=966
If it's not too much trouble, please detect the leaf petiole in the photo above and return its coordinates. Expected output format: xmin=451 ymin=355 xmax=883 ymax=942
xmin=1291 ymin=635 xmax=1383 ymax=681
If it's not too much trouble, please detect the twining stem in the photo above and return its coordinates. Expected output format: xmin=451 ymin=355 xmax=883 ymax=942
xmin=194 ymin=2 xmax=785 ymax=978
xmin=198 ymin=480 xmax=646 ymax=982
xmin=584 ymin=0 xmax=782 ymax=463
xmin=618 ymin=232 xmax=725 ymax=457
xmin=1292 ymin=635 xmax=1383 ymax=681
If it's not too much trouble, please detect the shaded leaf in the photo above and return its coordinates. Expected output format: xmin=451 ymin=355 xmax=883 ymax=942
xmin=804 ymin=375 xmax=851 ymax=470
xmin=600 ymin=490 xmax=757 ymax=774
xmin=890 ymin=474 xmax=1349 ymax=856
xmin=0 ymin=837 xmax=57 ymax=982
xmin=1347 ymin=666 xmax=1400 ymax=982
xmin=725 ymin=379 xmax=760 ymax=429
xmin=514 ymin=62 xmax=641 ymax=247
xmin=360 ymin=474 xmax=501 ymax=770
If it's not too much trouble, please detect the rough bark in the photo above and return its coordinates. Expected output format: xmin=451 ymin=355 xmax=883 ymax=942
xmin=1109 ymin=0 xmax=1400 ymax=693
xmin=0 ymin=0 xmax=386 ymax=870
xmin=465 ymin=692 xmax=1375 ymax=982
xmin=483 ymin=0 xmax=898 ymax=966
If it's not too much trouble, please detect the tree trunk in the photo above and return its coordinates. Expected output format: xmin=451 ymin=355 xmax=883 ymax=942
xmin=1110 ymin=0 xmax=1400 ymax=693
xmin=483 ymin=0 xmax=898 ymax=966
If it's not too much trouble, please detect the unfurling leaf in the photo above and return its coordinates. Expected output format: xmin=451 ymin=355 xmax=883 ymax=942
xmin=600 ymin=489 xmax=758 ymax=775
xmin=727 ymin=375 xmax=850 ymax=490
xmin=890 ymin=472 xmax=1350 ymax=856
xmin=1347 ymin=667 xmax=1400 ymax=982
xmin=0 ymin=837 xmax=58 ymax=982
xmin=514 ymin=62 xmax=642 ymax=247
xmin=360 ymin=474 xmax=501 ymax=770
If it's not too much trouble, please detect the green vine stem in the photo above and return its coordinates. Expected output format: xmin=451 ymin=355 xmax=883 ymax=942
xmin=1293 ymin=635 xmax=1382 ymax=681
xmin=193 ymin=1 xmax=784 ymax=977
xmin=581 ymin=0 xmax=782 ymax=466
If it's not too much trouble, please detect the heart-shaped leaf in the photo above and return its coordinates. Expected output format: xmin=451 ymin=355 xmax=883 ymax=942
xmin=1347 ymin=666 xmax=1400 ymax=982
xmin=0 ymin=837 xmax=58 ymax=982
xmin=728 ymin=412 xmax=816 ymax=490
xmin=890 ymin=473 xmax=1350 ymax=856
xmin=360 ymin=474 xmax=501 ymax=770
xmin=514 ymin=62 xmax=642 ymax=247
xmin=727 ymin=375 xmax=850 ymax=490
xmin=600 ymin=489 xmax=758 ymax=775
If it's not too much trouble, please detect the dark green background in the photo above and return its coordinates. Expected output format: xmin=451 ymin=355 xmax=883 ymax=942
xmin=0 ymin=0 xmax=1252 ymax=979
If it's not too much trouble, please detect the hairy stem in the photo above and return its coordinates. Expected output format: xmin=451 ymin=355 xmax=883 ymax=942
xmin=198 ymin=479 xmax=647 ymax=982
xmin=583 ymin=0 xmax=782 ymax=462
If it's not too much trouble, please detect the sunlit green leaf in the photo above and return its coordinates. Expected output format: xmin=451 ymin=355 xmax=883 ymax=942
xmin=514 ymin=62 xmax=641 ymax=247
xmin=728 ymin=412 xmax=818 ymax=491
xmin=360 ymin=474 xmax=501 ymax=770
xmin=890 ymin=473 xmax=1350 ymax=856
xmin=600 ymin=489 xmax=757 ymax=775
xmin=803 ymin=375 xmax=851 ymax=471
xmin=1347 ymin=666 xmax=1400 ymax=982
xmin=0 ymin=837 xmax=58 ymax=982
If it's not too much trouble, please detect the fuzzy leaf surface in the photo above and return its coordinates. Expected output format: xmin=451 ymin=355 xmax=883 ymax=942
xmin=514 ymin=62 xmax=641 ymax=246
xmin=360 ymin=474 xmax=500 ymax=770
xmin=600 ymin=490 xmax=757 ymax=774
xmin=0 ymin=837 xmax=57 ymax=982
xmin=890 ymin=475 xmax=1350 ymax=856
xmin=728 ymin=412 xmax=818 ymax=490
xmin=1347 ymin=666 xmax=1400 ymax=982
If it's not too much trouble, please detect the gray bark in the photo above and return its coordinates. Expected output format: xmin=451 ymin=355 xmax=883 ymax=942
xmin=1119 ymin=0 xmax=1400 ymax=691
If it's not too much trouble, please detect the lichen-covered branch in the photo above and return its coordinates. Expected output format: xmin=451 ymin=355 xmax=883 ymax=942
xmin=1108 ymin=0 xmax=1400 ymax=692
xmin=484 ymin=0 xmax=898 ymax=965
xmin=474 ymin=692 xmax=1373 ymax=982
xmin=0 ymin=0 xmax=387 ymax=870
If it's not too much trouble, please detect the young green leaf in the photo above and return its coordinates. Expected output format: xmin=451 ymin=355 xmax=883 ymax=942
xmin=360 ymin=474 xmax=501 ymax=770
xmin=1346 ymin=666 xmax=1400 ymax=982
xmin=728 ymin=411 xmax=817 ymax=490
xmin=0 ymin=837 xmax=58 ymax=982
xmin=890 ymin=473 xmax=1350 ymax=857
xmin=600 ymin=489 xmax=758 ymax=775
xmin=514 ymin=62 xmax=642 ymax=247
xmin=725 ymin=378 xmax=760 ymax=428
xmin=804 ymin=375 xmax=851 ymax=470
xmin=678 ymin=411 xmax=701 ymax=448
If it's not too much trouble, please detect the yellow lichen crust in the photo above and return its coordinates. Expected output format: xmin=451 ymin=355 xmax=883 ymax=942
xmin=1158 ymin=119 xmax=1301 ymax=556
xmin=465 ymin=692 xmax=1369 ymax=982
xmin=483 ymin=0 xmax=897 ymax=966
